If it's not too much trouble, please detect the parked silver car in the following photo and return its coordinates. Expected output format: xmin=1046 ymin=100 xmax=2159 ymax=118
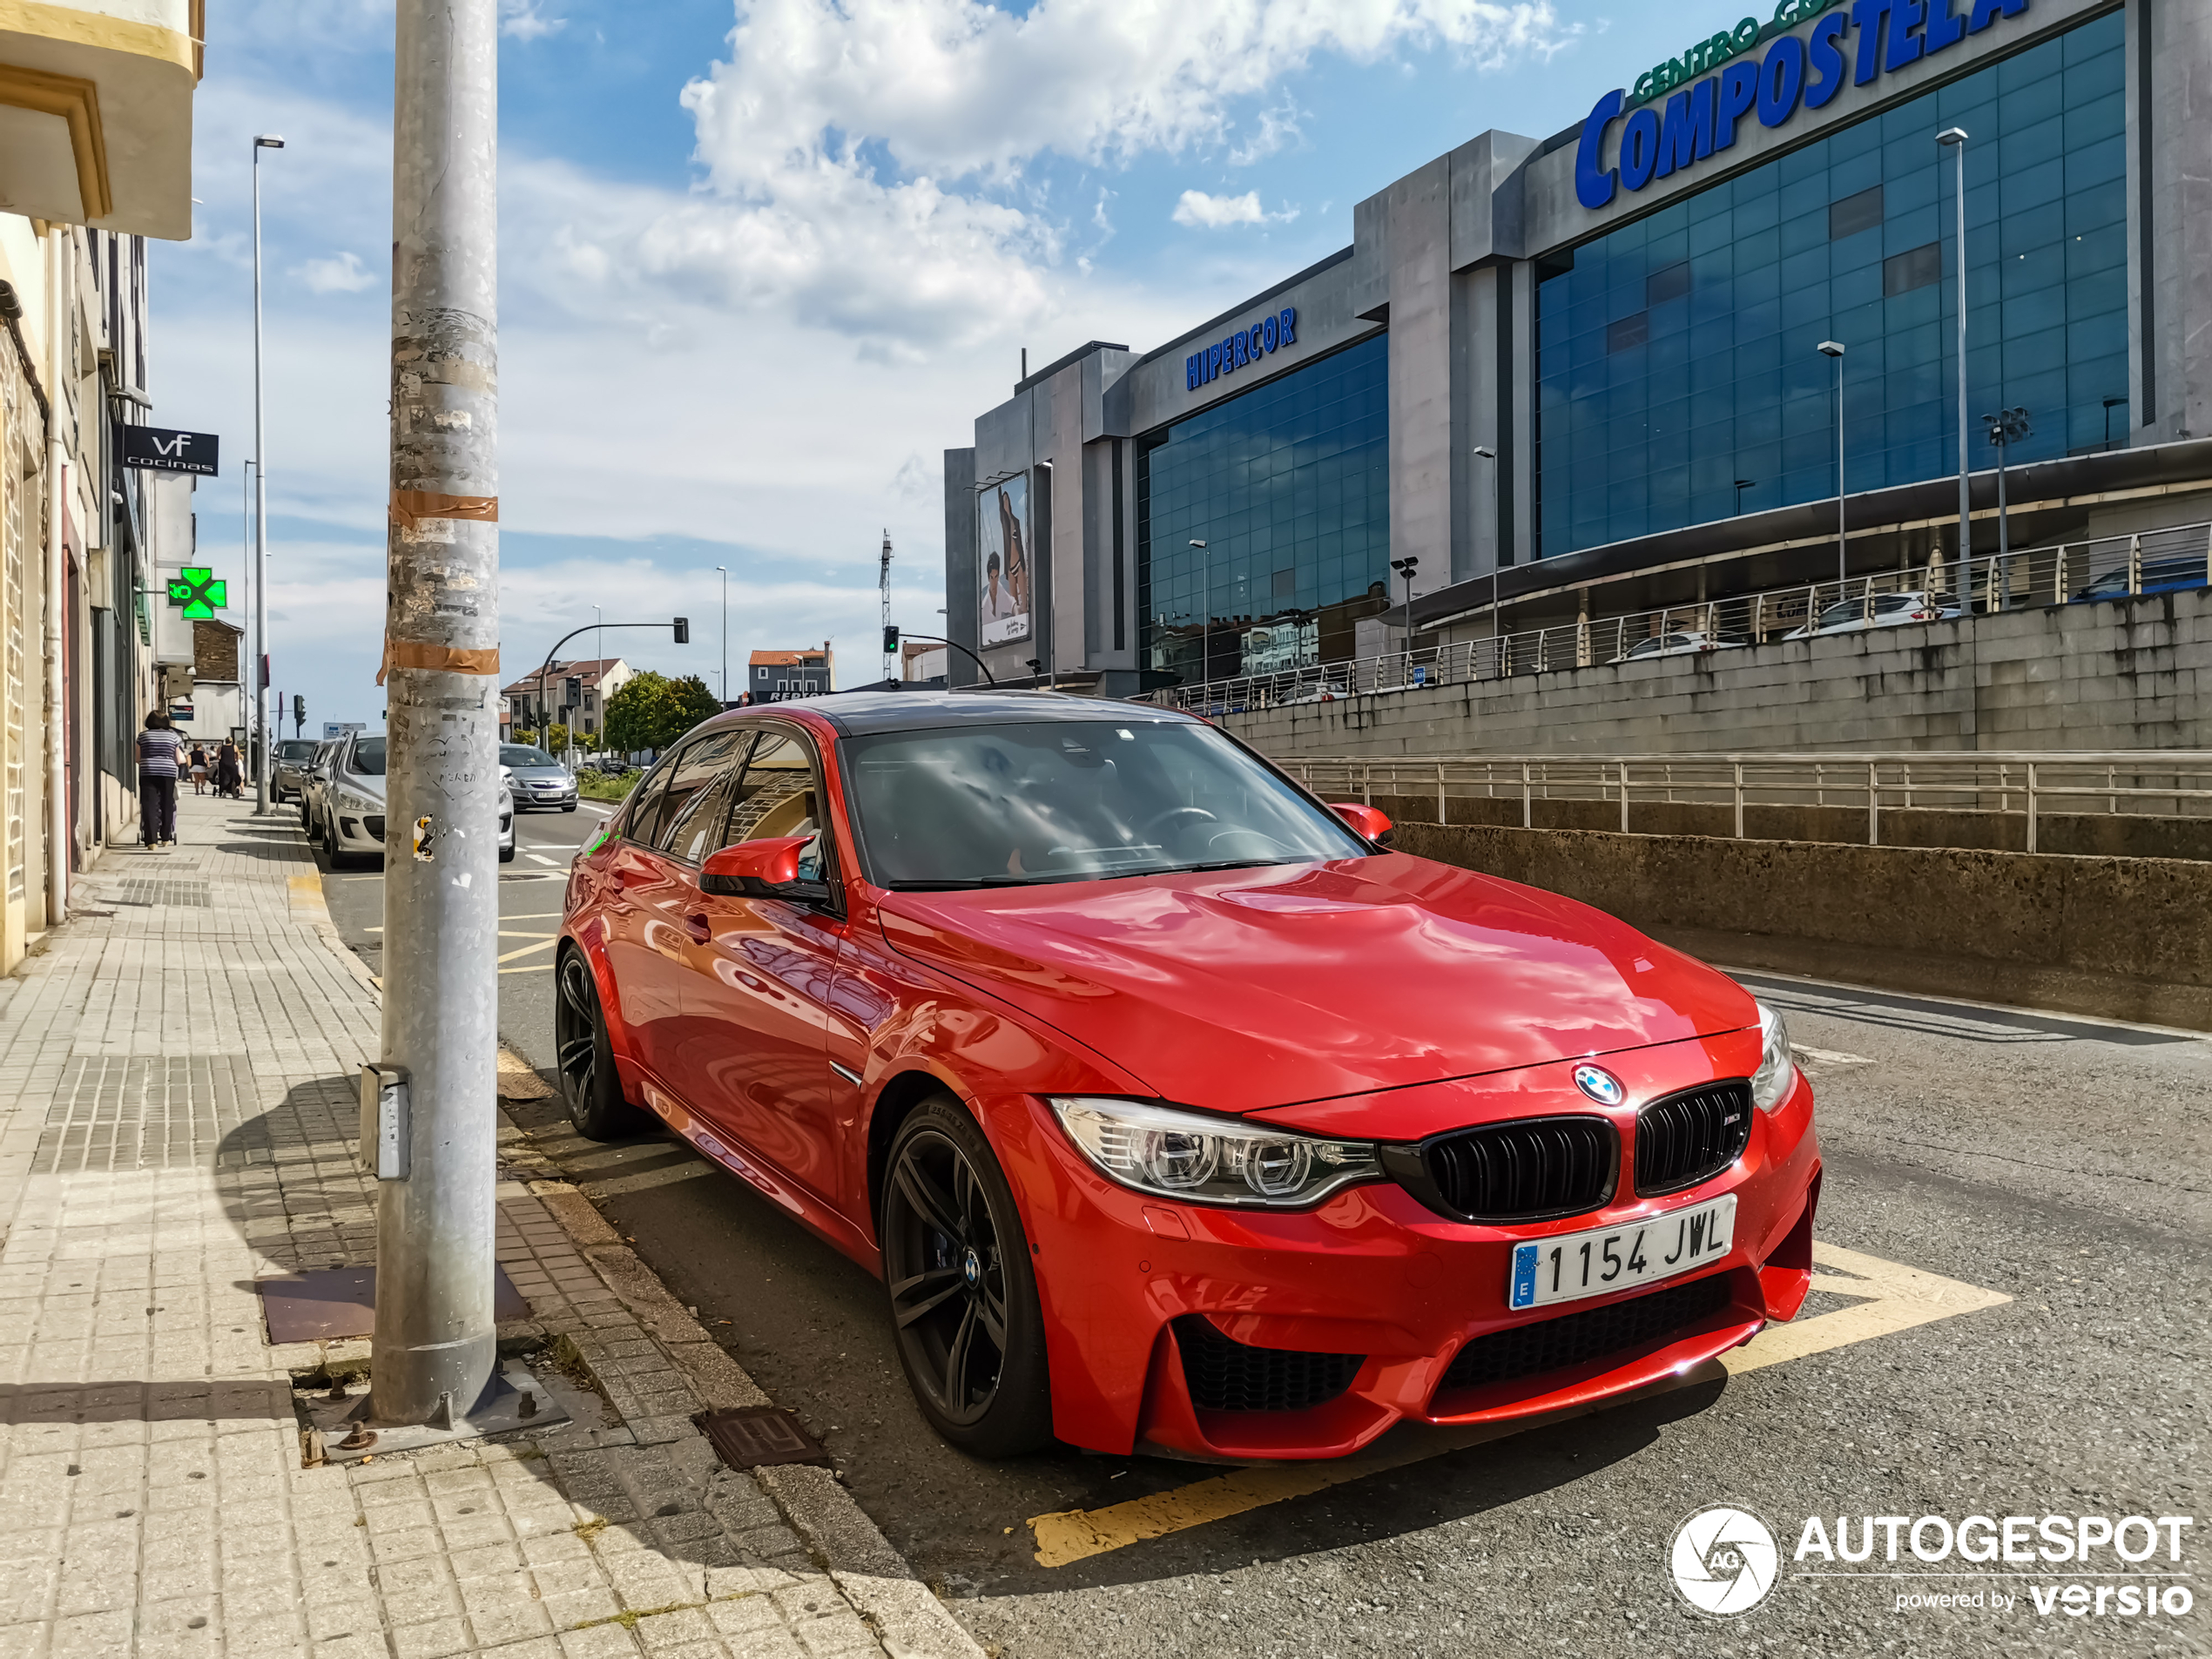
xmin=272 ymin=738 xmax=319 ymax=802
xmin=499 ymin=743 xmax=578 ymax=812
xmin=315 ymin=733 xmax=515 ymax=867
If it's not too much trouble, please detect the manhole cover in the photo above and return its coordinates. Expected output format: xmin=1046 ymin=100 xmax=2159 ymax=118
xmin=697 ymin=1406 xmax=830 ymax=1469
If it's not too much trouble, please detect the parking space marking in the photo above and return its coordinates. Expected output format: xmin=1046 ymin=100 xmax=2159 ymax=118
xmin=1025 ymin=1241 xmax=2008 ymax=1568
xmin=497 ymin=937 xmax=557 ymax=965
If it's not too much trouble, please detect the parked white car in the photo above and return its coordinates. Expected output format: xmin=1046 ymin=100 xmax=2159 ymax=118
xmin=1609 ymin=631 xmax=1749 ymax=664
xmin=1786 ymin=590 xmax=1965 ymax=638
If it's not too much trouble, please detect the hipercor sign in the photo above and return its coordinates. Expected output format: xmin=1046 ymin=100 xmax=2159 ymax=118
xmin=1187 ymin=307 xmax=1298 ymax=392
xmin=1576 ymin=0 xmax=2032 ymax=211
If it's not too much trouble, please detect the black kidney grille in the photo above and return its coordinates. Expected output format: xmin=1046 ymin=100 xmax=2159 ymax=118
xmin=1171 ymin=1316 xmax=1365 ymax=1413
xmin=1439 ymin=1271 xmax=1734 ymax=1394
xmin=1635 ymin=1082 xmax=1753 ymax=1197
xmin=1421 ymin=1116 xmax=1616 ymax=1222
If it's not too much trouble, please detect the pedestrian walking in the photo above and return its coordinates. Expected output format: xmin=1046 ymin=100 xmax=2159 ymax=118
xmin=137 ymin=711 xmax=183 ymax=848
xmin=215 ymin=738 xmax=243 ymax=799
xmin=189 ymin=741 xmax=209 ymax=794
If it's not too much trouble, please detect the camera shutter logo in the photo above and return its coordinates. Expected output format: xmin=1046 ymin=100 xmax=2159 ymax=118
xmin=1669 ymin=1506 xmax=1779 ymax=1615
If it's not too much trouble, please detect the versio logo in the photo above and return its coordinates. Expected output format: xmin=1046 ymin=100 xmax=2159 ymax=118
xmin=1671 ymin=1506 xmax=1780 ymax=1615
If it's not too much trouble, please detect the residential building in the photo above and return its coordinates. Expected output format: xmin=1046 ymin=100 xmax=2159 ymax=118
xmin=0 ymin=0 xmax=200 ymax=967
xmin=943 ymin=0 xmax=2210 ymax=694
xmin=501 ymin=657 xmax=632 ymax=741
xmin=748 ymin=644 xmax=833 ymax=702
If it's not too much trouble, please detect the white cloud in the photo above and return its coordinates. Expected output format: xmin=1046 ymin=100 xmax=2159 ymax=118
xmin=1228 ymin=96 xmax=1305 ymax=166
xmin=500 ymin=0 xmax=566 ymax=40
xmin=1170 ymin=189 xmax=1296 ymax=230
xmin=296 ymin=250 xmax=376 ymax=293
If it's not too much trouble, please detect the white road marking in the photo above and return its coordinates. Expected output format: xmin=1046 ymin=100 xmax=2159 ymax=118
xmin=526 ymin=853 xmax=561 ymax=867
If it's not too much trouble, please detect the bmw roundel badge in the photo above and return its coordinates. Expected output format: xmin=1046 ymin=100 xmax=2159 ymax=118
xmin=1573 ymin=1064 xmax=1625 ymax=1106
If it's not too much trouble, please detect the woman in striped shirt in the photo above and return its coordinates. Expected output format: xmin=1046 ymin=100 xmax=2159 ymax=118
xmin=137 ymin=712 xmax=184 ymax=848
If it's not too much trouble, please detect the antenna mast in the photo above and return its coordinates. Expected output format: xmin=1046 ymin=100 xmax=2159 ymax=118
xmin=879 ymin=529 xmax=894 ymax=681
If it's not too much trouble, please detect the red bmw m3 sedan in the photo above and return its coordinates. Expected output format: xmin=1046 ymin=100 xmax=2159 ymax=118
xmin=555 ymin=692 xmax=1820 ymax=1460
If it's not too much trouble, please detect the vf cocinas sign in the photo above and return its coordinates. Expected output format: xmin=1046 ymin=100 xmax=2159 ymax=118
xmin=1576 ymin=0 xmax=2030 ymax=212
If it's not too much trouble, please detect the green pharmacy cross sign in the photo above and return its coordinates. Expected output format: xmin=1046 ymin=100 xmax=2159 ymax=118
xmin=166 ymin=567 xmax=228 ymax=619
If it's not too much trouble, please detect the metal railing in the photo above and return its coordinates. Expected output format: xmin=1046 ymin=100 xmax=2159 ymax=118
xmin=1144 ymin=521 xmax=2212 ymax=715
xmin=1277 ymin=751 xmax=2212 ymax=856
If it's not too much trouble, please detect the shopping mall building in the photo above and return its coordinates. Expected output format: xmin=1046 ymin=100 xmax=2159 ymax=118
xmin=941 ymin=0 xmax=2208 ymax=696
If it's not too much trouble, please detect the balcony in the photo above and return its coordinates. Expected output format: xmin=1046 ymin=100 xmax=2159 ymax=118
xmin=0 ymin=0 xmax=202 ymax=238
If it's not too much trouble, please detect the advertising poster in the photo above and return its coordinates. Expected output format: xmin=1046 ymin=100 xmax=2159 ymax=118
xmin=978 ymin=474 xmax=1030 ymax=649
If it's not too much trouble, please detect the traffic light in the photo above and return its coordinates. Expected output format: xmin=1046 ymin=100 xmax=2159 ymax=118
xmin=882 ymin=624 xmax=900 ymax=654
xmin=672 ymin=617 xmax=689 ymax=644
xmin=293 ymin=694 xmax=305 ymax=733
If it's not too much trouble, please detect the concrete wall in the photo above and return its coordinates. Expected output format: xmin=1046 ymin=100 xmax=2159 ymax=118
xmin=1224 ymin=584 xmax=2212 ymax=759
xmin=1394 ymin=819 xmax=2212 ymax=1030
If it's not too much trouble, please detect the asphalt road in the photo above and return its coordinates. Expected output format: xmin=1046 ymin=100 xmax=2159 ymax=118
xmin=323 ymin=859 xmax=2211 ymax=1656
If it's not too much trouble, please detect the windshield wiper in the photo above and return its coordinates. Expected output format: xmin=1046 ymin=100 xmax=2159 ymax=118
xmin=883 ymin=875 xmax=1045 ymax=890
xmin=1139 ymin=857 xmax=1307 ymax=877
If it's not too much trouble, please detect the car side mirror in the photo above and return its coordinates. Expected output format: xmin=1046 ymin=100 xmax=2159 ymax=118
xmin=1328 ymin=802 xmax=1394 ymax=846
xmin=700 ymin=835 xmax=815 ymax=897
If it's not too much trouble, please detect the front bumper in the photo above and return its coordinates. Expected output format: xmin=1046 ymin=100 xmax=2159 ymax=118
xmin=1002 ymin=1043 xmax=1820 ymax=1460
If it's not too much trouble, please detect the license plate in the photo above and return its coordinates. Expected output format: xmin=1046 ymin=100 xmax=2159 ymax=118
xmin=1507 ymin=1195 xmax=1737 ymax=1311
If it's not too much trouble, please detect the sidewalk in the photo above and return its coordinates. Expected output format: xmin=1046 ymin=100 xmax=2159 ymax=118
xmin=0 ymin=792 xmax=979 ymax=1659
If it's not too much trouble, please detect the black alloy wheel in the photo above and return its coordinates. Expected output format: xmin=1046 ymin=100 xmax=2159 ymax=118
xmin=880 ymin=1098 xmax=1051 ymax=1455
xmin=555 ymin=948 xmax=644 ymax=1140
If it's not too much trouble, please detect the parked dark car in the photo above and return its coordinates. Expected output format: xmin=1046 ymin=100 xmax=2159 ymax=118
xmin=2070 ymin=551 xmax=2209 ymax=604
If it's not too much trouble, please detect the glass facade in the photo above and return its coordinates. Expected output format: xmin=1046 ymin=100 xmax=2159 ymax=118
xmin=1537 ymin=12 xmax=2128 ymax=556
xmin=1139 ymin=334 xmax=1389 ymax=682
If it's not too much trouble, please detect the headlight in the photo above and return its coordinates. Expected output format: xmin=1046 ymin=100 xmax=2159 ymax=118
xmin=1750 ymin=1000 xmax=1796 ymax=1112
xmin=1049 ymin=1096 xmax=1382 ymax=1209
xmin=336 ymin=790 xmax=377 ymax=815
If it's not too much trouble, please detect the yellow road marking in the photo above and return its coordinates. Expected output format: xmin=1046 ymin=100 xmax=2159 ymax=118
xmin=286 ymin=873 xmax=327 ymax=920
xmin=497 ymin=937 xmax=557 ymax=964
xmin=1026 ymin=1241 xmax=2008 ymax=1568
xmin=498 ymin=963 xmax=553 ymax=975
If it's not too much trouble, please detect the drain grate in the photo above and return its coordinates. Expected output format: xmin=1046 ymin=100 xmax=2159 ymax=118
xmin=697 ymin=1406 xmax=830 ymax=1469
xmin=106 ymin=879 xmax=212 ymax=907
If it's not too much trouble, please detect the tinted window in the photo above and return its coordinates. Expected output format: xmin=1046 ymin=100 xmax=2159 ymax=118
xmin=350 ymin=738 xmax=387 ymax=776
xmin=663 ymin=731 xmax=755 ymax=864
xmin=650 ymin=730 xmax=750 ymax=852
xmin=726 ymin=730 xmax=831 ymax=883
xmin=277 ymin=740 xmax=315 ymax=760
xmin=844 ymin=720 xmax=1366 ymax=889
xmin=501 ymin=745 xmax=556 ymax=767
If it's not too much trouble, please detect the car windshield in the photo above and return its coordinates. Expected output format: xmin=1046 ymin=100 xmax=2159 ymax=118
xmin=277 ymin=741 xmax=315 ymax=759
xmin=501 ymin=745 xmax=556 ymax=767
xmin=350 ymin=738 xmax=386 ymax=776
xmin=844 ymin=719 xmax=1369 ymax=889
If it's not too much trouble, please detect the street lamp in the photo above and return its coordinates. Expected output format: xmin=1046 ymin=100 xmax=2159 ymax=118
xmin=1391 ymin=555 xmax=1420 ymax=635
xmin=250 ymin=133 xmax=284 ymax=813
xmin=1982 ymin=405 xmax=2031 ymax=562
xmin=713 ymin=565 xmax=727 ymax=705
xmin=1817 ymin=341 xmax=1847 ymax=600
xmin=1938 ymin=127 xmax=1969 ymax=563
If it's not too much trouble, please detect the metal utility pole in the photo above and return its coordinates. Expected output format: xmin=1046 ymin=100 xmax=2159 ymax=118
xmin=252 ymin=133 xmax=284 ymax=813
xmin=1818 ymin=341 xmax=1847 ymax=593
xmin=713 ymin=566 xmax=726 ymax=704
xmin=368 ymin=0 xmax=502 ymax=1433
xmin=878 ymin=530 xmax=893 ymax=681
xmin=1938 ymin=127 xmax=1969 ymax=562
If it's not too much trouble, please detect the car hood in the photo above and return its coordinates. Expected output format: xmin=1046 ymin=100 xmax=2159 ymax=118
xmin=513 ymin=767 xmax=571 ymax=781
xmin=875 ymin=853 xmax=1757 ymax=1113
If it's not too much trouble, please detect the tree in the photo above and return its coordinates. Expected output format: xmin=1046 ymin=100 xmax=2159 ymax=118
xmin=604 ymin=671 xmax=721 ymax=754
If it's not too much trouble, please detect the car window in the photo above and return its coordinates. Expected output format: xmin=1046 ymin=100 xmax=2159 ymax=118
xmin=1874 ymin=594 xmax=1918 ymax=613
xmin=650 ymin=729 xmax=751 ymax=853
xmin=278 ymin=740 xmax=315 ymax=760
xmin=623 ymin=753 xmax=680 ymax=846
xmin=1626 ymin=638 xmax=1662 ymax=658
xmin=843 ymin=719 xmax=1366 ymax=889
xmin=663 ymin=731 xmax=756 ymax=864
xmin=350 ymin=738 xmax=387 ymax=777
xmin=1817 ymin=601 xmax=1862 ymax=627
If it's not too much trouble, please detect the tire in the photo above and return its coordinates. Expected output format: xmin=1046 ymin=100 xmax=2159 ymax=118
xmin=499 ymin=838 xmax=516 ymax=864
xmin=880 ymin=1096 xmax=1052 ymax=1456
xmin=555 ymin=949 xmax=645 ymax=1140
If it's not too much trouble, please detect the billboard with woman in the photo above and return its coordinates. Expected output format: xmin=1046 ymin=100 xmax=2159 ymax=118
xmin=978 ymin=474 xmax=1030 ymax=648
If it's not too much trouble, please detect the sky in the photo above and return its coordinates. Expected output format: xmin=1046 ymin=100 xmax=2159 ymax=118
xmin=158 ymin=0 xmax=1721 ymax=730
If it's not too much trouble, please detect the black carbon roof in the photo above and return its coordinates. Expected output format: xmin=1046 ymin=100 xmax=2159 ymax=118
xmin=793 ymin=690 xmax=1201 ymax=737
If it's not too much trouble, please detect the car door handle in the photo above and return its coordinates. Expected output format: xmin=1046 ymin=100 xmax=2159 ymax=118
xmin=684 ymin=912 xmax=711 ymax=943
